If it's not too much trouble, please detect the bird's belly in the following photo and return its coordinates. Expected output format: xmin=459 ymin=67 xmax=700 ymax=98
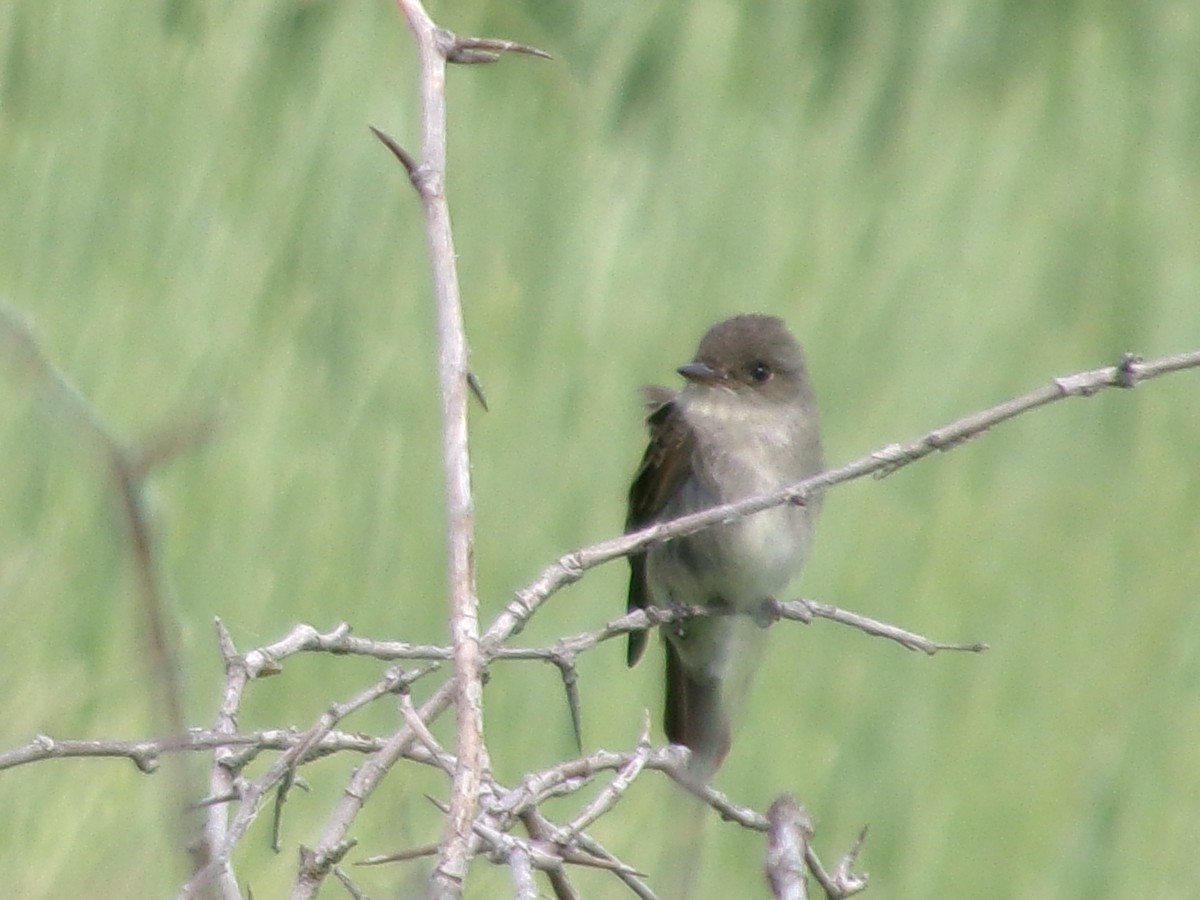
xmin=712 ymin=504 xmax=806 ymax=607
xmin=648 ymin=503 xmax=807 ymax=613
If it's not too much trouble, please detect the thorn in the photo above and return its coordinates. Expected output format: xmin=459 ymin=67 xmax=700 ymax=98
xmin=443 ymin=32 xmax=553 ymax=65
xmin=467 ymin=370 xmax=489 ymax=412
xmin=555 ymin=655 xmax=583 ymax=753
xmin=447 ymin=47 xmax=500 ymax=65
xmin=369 ymin=126 xmax=420 ymax=180
xmin=356 ymin=843 xmax=440 ymax=866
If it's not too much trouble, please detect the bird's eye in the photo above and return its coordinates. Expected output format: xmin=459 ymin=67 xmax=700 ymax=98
xmin=750 ymin=363 xmax=772 ymax=383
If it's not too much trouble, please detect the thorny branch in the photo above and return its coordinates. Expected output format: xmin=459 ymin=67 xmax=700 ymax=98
xmin=382 ymin=2 xmax=548 ymax=895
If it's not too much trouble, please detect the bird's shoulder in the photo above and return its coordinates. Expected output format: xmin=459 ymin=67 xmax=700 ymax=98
xmin=625 ymin=386 xmax=696 ymax=531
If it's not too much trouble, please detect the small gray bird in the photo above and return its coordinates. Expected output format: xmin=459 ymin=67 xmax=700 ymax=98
xmin=625 ymin=314 xmax=823 ymax=775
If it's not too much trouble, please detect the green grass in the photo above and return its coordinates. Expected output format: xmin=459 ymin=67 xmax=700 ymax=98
xmin=3 ymin=0 xmax=1200 ymax=897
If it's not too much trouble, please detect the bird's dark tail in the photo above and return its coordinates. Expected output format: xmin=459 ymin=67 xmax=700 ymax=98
xmin=664 ymin=642 xmax=731 ymax=778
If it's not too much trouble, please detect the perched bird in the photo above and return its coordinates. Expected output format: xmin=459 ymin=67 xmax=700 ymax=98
xmin=625 ymin=314 xmax=823 ymax=775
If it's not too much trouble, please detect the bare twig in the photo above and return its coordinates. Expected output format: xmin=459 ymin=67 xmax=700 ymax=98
xmin=200 ymin=620 xmax=252 ymax=899
xmin=562 ymin=828 xmax=657 ymax=900
xmin=331 ymin=865 xmax=369 ymax=900
xmin=806 ymin=827 xmax=870 ymax=899
xmin=398 ymin=691 xmax=458 ymax=776
xmin=291 ymin=713 xmax=431 ymax=898
xmin=769 ymin=599 xmax=988 ymax=655
xmin=380 ymin=3 xmax=547 ymax=897
xmin=0 ymin=734 xmax=168 ymax=774
xmin=358 ymin=842 xmax=441 ymax=867
xmin=204 ymin=619 xmax=453 ymax=665
xmin=0 ymin=728 xmax=406 ymax=776
xmin=500 ymin=597 xmax=985 ymax=674
xmin=560 ymin=714 xmax=653 ymax=842
xmin=288 ymin=675 xmax=459 ymax=898
xmin=184 ymin=647 xmax=434 ymax=899
xmin=766 ymin=795 xmax=812 ymax=900
xmin=510 ymin=845 xmax=537 ymax=900
xmin=517 ymin=811 xmax=581 ymax=900
xmin=392 ymin=1 xmax=484 ymax=892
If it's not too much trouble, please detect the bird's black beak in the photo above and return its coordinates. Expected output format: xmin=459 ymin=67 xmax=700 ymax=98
xmin=677 ymin=361 xmax=721 ymax=384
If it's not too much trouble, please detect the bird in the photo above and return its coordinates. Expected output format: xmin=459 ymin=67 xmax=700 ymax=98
xmin=625 ymin=314 xmax=823 ymax=775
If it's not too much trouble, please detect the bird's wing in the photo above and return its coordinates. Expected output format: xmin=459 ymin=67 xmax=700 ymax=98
xmin=625 ymin=387 xmax=694 ymax=666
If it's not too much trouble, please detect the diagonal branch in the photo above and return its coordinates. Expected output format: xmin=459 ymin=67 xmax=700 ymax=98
xmin=487 ymin=349 xmax=1200 ymax=647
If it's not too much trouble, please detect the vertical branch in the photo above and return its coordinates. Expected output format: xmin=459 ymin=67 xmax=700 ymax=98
xmin=380 ymin=7 xmax=547 ymax=896
xmin=765 ymin=795 xmax=812 ymax=900
xmin=192 ymin=620 xmax=252 ymax=900
xmin=394 ymin=2 xmax=484 ymax=895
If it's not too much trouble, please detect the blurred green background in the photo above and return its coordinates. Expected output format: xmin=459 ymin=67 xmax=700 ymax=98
xmin=2 ymin=0 xmax=1199 ymax=897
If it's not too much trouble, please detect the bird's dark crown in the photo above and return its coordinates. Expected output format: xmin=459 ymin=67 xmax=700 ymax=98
xmin=687 ymin=314 xmax=810 ymax=398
